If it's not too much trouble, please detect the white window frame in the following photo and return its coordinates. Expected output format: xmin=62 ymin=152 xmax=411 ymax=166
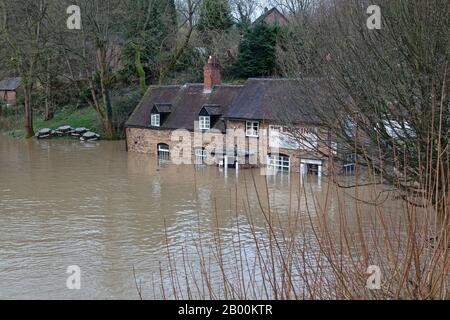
xmin=157 ymin=144 xmax=170 ymax=160
xmin=300 ymin=159 xmax=323 ymax=177
xmin=195 ymin=148 xmax=207 ymax=165
xmin=199 ymin=116 xmax=211 ymax=130
xmin=151 ymin=113 xmax=160 ymax=127
xmin=246 ymin=121 xmax=260 ymax=137
xmin=267 ymin=154 xmax=290 ymax=172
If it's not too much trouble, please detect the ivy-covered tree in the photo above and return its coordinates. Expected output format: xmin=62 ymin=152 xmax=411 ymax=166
xmin=236 ymin=22 xmax=280 ymax=78
xmin=122 ymin=0 xmax=178 ymax=92
xmin=197 ymin=0 xmax=234 ymax=47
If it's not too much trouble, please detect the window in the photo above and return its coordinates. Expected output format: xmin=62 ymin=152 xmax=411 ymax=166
xmin=151 ymin=114 xmax=160 ymax=127
xmin=195 ymin=148 xmax=207 ymax=165
xmin=199 ymin=116 xmax=211 ymax=130
xmin=344 ymin=163 xmax=356 ymax=176
xmin=343 ymin=153 xmax=356 ymax=176
xmin=157 ymin=143 xmax=170 ymax=160
xmin=246 ymin=121 xmax=259 ymax=137
xmin=267 ymin=154 xmax=290 ymax=172
xmin=301 ymin=159 xmax=323 ymax=177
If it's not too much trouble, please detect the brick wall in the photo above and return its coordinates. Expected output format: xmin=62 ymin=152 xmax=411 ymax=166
xmin=0 ymin=90 xmax=17 ymax=103
xmin=127 ymin=121 xmax=332 ymax=173
xmin=263 ymin=11 xmax=288 ymax=27
xmin=226 ymin=120 xmax=330 ymax=172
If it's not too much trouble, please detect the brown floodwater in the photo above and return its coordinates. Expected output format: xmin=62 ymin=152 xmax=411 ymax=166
xmin=0 ymin=136 xmax=408 ymax=299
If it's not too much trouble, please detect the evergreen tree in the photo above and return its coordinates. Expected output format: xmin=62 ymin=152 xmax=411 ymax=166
xmin=122 ymin=0 xmax=177 ymax=90
xmin=236 ymin=22 xmax=280 ymax=78
xmin=197 ymin=0 xmax=234 ymax=46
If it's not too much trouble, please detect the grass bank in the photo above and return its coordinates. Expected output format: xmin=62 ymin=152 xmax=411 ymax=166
xmin=0 ymin=106 xmax=103 ymax=139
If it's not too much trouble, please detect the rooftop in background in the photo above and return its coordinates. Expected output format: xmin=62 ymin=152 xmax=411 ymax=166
xmin=253 ymin=7 xmax=289 ymax=26
xmin=0 ymin=78 xmax=21 ymax=91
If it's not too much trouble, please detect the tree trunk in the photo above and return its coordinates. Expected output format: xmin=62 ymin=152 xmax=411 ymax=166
xmin=104 ymin=118 xmax=114 ymax=140
xmin=44 ymin=59 xmax=54 ymax=121
xmin=101 ymin=85 xmax=114 ymax=140
xmin=23 ymin=85 xmax=34 ymax=138
xmin=44 ymin=84 xmax=54 ymax=121
xmin=135 ymin=48 xmax=148 ymax=96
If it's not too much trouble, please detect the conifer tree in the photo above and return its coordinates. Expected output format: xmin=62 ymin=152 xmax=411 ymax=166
xmin=197 ymin=0 xmax=234 ymax=46
xmin=236 ymin=22 xmax=279 ymax=78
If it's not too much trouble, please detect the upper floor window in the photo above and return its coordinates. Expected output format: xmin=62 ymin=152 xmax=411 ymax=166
xmin=199 ymin=116 xmax=211 ymax=130
xmin=151 ymin=114 xmax=160 ymax=127
xmin=246 ymin=121 xmax=259 ymax=137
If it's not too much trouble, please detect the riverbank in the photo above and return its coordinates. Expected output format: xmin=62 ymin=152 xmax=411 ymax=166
xmin=0 ymin=106 xmax=104 ymax=139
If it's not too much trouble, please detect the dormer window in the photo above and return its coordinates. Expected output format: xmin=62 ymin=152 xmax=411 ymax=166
xmin=199 ymin=116 xmax=211 ymax=130
xmin=198 ymin=105 xmax=221 ymax=131
xmin=151 ymin=114 xmax=160 ymax=127
xmin=150 ymin=103 xmax=172 ymax=128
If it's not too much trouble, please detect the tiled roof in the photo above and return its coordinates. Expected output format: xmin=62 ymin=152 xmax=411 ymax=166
xmin=0 ymin=77 xmax=21 ymax=91
xmin=125 ymin=84 xmax=243 ymax=131
xmin=126 ymin=78 xmax=327 ymax=131
xmin=224 ymin=78 xmax=324 ymax=125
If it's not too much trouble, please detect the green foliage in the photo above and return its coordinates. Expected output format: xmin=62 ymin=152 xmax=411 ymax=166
xmin=236 ymin=22 xmax=280 ymax=78
xmin=121 ymin=0 xmax=178 ymax=85
xmin=1 ymin=106 xmax=102 ymax=138
xmin=112 ymin=89 xmax=141 ymax=137
xmin=197 ymin=0 xmax=234 ymax=46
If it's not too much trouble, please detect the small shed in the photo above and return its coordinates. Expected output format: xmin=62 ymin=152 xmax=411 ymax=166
xmin=0 ymin=77 xmax=21 ymax=105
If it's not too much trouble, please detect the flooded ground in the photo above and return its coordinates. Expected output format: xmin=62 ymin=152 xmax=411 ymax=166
xmin=0 ymin=136 xmax=412 ymax=299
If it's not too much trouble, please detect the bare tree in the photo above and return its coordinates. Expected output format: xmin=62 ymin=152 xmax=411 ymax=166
xmin=158 ymin=0 xmax=201 ymax=84
xmin=269 ymin=0 xmax=314 ymax=16
xmin=230 ymin=0 xmax=260 ymax=26
xmin=59 ymin=0 xmax=126 ymax=139
xmin=0 ymin=0 xmax=51 ymax=138
xmin=279 ymin=0 xmax=449 ymax=223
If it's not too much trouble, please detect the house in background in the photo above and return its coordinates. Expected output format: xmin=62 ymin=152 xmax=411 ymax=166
xmin=0 ymin=77 xmax=21 ymax=105
xmin=125 ymin=57 xmax=335 ymax=175
xmin=254 ymin=7 xmax=289 ymax=27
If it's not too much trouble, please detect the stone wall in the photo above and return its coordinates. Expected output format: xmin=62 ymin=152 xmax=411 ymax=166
xmin=0 ymin=90 xmax=17 ymax=104
xmin=127 ymin=121 xmax=332 ymax=173
xmin=126 ymin=127 xmax=173 ymax=155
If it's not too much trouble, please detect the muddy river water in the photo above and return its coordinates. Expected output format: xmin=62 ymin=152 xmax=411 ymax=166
xmin=0 ymin=136 xmax=407 ymax=299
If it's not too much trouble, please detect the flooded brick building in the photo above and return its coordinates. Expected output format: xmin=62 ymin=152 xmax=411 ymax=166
xmin=125 ymin=56 xmax=336 ymax=175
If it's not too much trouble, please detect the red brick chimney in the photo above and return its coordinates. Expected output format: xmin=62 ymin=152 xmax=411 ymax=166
xmin=203 ymin=56 xmax=221 ymax=93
